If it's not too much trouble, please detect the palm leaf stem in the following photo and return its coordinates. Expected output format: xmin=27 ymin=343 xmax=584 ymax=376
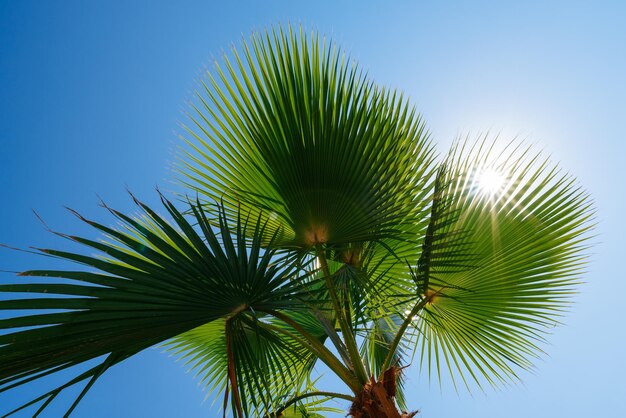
xmin=265 ymin=391 xmax=354 ymax=417
xmin=222 ymin=374 xmax=229 ymax=418
xmin=315 ymin=246 xmax=370 ymax=386
xmin=418 ymin=164 xmax=447 ymax=293
xmin=225 ymin=318 xmax=245 ymax=418
xmin=379 ymin=292 xmax=439 ymax=378
xmin=303 ymin=302 xmax=352 ymax=367
xmin=260 ymin=310 xmax=360 ymax=393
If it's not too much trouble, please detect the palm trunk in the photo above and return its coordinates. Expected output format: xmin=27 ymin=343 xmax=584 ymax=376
xmin=348 ymin=367 xmax=418 ymax=418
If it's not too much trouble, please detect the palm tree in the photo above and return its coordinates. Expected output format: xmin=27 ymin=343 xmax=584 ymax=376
xmin=0 ymin=26 xmax=593 ymax=417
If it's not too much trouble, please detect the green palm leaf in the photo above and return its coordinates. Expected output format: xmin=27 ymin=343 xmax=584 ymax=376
xmin=411 ymin=138 xmax=594 ymax=390
xmin=0 ymin=195 xmax=314 ymax=416
xmin=163 ymin=298 xmax=337 ymax=417
xmin=178 ymin=25 xmax=437 ymax=249
xmin=361 ymin=315 xmax=409 ymax=410
xmin=165 ymin=314 xmax=319 ymax=417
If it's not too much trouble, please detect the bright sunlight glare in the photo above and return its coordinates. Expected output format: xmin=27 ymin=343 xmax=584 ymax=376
xmin=477 ymin=168 xmax=506 ymax=197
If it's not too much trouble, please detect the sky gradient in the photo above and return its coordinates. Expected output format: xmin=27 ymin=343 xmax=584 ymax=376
xmin=1 ymin=1 xmax=625 ymax=417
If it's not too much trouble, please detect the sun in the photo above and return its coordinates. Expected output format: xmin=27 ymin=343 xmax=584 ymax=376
xmin=476 ymin=167 xmax=506 ymax=197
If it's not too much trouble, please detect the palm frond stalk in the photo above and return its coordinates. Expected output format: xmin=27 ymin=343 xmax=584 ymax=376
xmin=0 ymin=26 xmax=593 ymax=417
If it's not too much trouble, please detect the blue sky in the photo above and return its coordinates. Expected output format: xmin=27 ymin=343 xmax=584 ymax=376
xmin=1 ymin=1 xmax=625 ymax=417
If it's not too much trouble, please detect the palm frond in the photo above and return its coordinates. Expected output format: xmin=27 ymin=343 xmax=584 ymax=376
xmin=0 ymin=195 xmax=314 ymax=416
xmin=178 ymin=25 xmax=437 ymax=249
xmin=164 ymin=312 xmax=321 ymax=417
xmin=411 ymin=137 xmax=594 ymax=390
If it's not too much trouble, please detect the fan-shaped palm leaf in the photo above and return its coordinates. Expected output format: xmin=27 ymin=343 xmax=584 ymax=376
xmin=165 ymin=313 xmax=321 ymax=417
xmin=0 ymin=195 xmax=318 ymax=416
xmin=179 ymin=25 xmax=437 ymax=249
xmin=407 ymin=137 xmax=593 ymax=390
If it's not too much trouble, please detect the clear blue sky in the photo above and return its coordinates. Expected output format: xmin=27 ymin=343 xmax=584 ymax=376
xmin=1 ymin=1 xmax=625 ymax=417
